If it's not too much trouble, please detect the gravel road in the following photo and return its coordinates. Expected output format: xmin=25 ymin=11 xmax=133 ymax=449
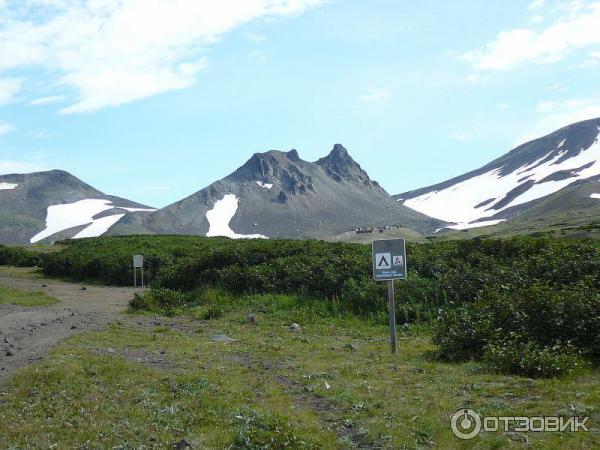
xmin=0 ymin=275 xmax=146 ymax=384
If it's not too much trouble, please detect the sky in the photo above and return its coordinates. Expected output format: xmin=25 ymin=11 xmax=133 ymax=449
xmin=1 ymin=0 xmax=600 ymax=208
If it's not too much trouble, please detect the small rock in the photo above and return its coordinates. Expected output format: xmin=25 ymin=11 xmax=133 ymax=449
xmin=247 ymin=313 xmax=257 ymax=325
xmin=344 ymin=343 xmax=358 ymax=352
xmin=2 ymin=337 xmax=10 ymax=344
xmin=80 ymin=286 xmax=87 ymax=291
xmin=210 ymin=334 xmax=236 ymax=343
xmin=172 ymin=439 xmax=192 ymax=449
xmin=107 ymin=348 xmax=115 ymax=354
xmin=70 ymin=325 xmax=77 ymax=329
xmin=290 ymin=323 xmax=301 ymax=332
xmin=5 ymin=349 xmax=14 ymax=357
xmin=41 ymin=284 xmax=47 ymax=288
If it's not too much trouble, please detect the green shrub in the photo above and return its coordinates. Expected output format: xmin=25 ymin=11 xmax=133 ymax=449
xmin=483 ymin=339 xmax=587 ymax=378
xmin=0 ymin=245 xmax=43 ymax=267
xmin=434 ymin=284 xmax=600 ymax=376
xmin=130 ymin=288 xmax=189 ymax=314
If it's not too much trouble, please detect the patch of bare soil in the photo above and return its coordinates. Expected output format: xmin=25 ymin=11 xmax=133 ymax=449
xmin=0 ymin=274 xmax=146 ymax=384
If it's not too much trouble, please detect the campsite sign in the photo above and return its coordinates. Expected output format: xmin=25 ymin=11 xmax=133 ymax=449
xmin=133 ymin=254 xmax=144 ymax=287
xmin=372 ymin=238 xmax=407 ymax=354
xmin=372 ymin=239 xmax=406 ymax=281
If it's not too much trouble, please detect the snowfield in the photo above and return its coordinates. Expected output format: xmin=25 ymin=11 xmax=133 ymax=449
xmin=405 ymin=130 xmax=600 ymax=228
xmin=256 ymin=181 xmax=273 ymax=190
xmin=0 ymin=182 xmax=18 ymax=190
xmin=30 ymin=199 xmax=130 ymax=243
xmin=206 ymin=194 xmax=267 ymax=239
xmin=592 ymin=193 xmax=600 ymax=199
xmin=121 ymin=207 xmax=157 ymax=212
xmin=72 ymin=214 xmax=126 ymax=239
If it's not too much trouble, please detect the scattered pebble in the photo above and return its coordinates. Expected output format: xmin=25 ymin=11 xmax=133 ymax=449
xmin=290 ymin=323 xmax=301 ymax=332
xmin=106 ymin=348 xmax=115 ymax=354
xmin=80 ymin=286 xmax=87 ymax=291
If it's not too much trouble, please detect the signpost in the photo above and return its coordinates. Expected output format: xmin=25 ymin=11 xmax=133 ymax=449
xmin=372 ymin=239 xmax=407 ymax=354
xmin=133 ymin=255 xmax=144 ymax=287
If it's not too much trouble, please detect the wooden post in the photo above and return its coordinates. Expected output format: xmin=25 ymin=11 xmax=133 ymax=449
xmin=134 ymin=267 xmax=137 ymax=287
xmin=387 ymin=279 xmax=397 ymax=354
xmin=141 ymin=266 xmax=144 ymax=288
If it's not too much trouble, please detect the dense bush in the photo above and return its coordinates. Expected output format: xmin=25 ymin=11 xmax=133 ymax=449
xmin=8 ymin=233 xmax=599 ymax=377
xmin=0 ymin=245 xmax=43 ymax=267
xmin=483 ymin=339 xmax=587 ymax=378
xmin=435 ymin=284 xmax=600 ymax=376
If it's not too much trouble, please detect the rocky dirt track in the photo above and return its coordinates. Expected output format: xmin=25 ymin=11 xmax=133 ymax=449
xmin=0 ymin=275 xmax=145 ymax=384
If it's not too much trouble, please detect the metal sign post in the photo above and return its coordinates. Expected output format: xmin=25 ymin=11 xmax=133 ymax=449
xmin=372 ymin=239 xmax=407 ymax=354
xmin=133 ymin=255 xmax=144 ymax=287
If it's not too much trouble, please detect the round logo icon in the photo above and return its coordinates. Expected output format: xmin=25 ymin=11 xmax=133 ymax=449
xmin=451 ymin=408 xmax=482 ymax=440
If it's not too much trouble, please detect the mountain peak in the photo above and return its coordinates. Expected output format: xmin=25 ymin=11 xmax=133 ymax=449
xmin=316 ymin=144 xmax=375 ymax=186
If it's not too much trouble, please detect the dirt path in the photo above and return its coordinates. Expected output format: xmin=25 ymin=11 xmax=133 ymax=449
xmin=0 ymin=275 xmax=146 ymax=384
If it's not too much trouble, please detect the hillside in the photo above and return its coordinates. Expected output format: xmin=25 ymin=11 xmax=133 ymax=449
xmin=108 ymin=145 xmax=444 ymax=238
xmin=396 ymin=118 xmax=600 ymax=232
xmin=0 ymin=170 xmax=155 ymax=244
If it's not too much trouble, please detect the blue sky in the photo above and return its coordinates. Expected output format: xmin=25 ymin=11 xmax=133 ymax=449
xmin=1 ymin=0 xmax=600 ymax=207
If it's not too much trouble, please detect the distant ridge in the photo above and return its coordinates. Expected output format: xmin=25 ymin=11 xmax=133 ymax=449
xmin=108 ymin=144 xmax=444 ymax=239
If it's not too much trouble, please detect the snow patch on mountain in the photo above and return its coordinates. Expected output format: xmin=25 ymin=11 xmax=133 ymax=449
xmin=121 ymin=207 xmax=157 ymax=212
xmin=256 ymin=181 xmax=273 ymax=190
xmin=30 ymin=199 xmax=129 ymax=243
xmin=206 ymin=194 xmax=267 ymax=239
xmin=405 ymin=131 xmax=600 ymax=223
xmin=591 ymin=193 xmax=600 ymax=199
xmin=442 ymin=219 xmax=506 ymax=232
xmin=0 ymin=182 xmax=18 ymax=190
xmin=73 ymin=214 xmax=126 ymax=239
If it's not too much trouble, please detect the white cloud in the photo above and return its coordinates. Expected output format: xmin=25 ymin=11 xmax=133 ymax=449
xmin=246 ymin=31 xmax=267 ymax=42
xmin=0 ymin=78 xmax=22 ymax=105
xmin=515 ymin=97 xmax=600 ymax=145
xmin=0 ymin=0 xmax=326 ymax=113
xmin=466 ymin=73 xmax=488 ymax=83
xmin=28 ymin=95 xmax=67 ymax=106
xmin=577 ymin=49 xmax=600 ymax=67
xmin=529 ymin=14 xmax=544 ymax=24
xmin=359 ymin=86 xmax=391 ymax=103
xmin=0 ymin=121 xmax=12 ymax=135
xmin=450 ymin=130 xmax=479 ymax=141
xmin=0 ymin=160 xmax=46 ymax=174
xmin=462 ymin=2 xmax=600 ymax=71
xmin=528 ymin=0 xmax=545 ymax=11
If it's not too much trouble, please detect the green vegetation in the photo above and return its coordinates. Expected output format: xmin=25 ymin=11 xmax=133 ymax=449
xmin=0 ymin=285 xmax=59 ymax=306
xmin=0 ymin=244 xmax=44 ymax=267
xmin=0 ymin=292 xmax=598 ymax=449
xmin=5 ymin=234 xmax=600 ymax=377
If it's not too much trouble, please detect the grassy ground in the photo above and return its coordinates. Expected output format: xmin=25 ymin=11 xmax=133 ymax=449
xmin=0 ymin=285 xmax=59 ymax=306
xmin=0 ymin=291 xmax=597 ymax=449
xmin=0 ymin=265 xmax=46 ymax=279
